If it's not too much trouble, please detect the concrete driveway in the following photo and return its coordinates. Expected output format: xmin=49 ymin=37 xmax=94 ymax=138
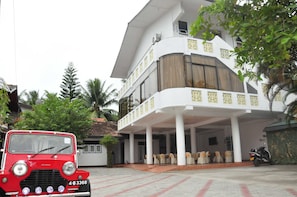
xmin=84 ymin=165 xmax=297 ymax=197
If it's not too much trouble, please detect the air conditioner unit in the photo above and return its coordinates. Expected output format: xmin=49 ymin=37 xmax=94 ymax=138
xmin=155 ymin=33 xmax=161 ymax=42
xmin=152 ymin=33 xmax=162 ymax=45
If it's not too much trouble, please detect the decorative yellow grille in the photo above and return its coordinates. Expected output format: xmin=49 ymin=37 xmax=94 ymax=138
xmin=150 ymin=98 xmax=155 ymax=109
xmin=144 ymin=56 xmax=148 ymax=67
xmin=220 ymin=48 xmax=230 ymax=59
xmin=191 ymin=90 xmax=202 ymax=102
xmin=145 ymin=101 xmax=148 ymax=112
xmin=149 ymin=49 xmax=154 ymax=61
xmin=203 ymin=42 xmax=213 ymax=53
xmin=223 ymin=93 xmax=232 ymax=104
xmin=250 ymin=95 xmax=258 ymax=106
xmin=188 ymin=39 xmax=198 ymax=50
xmin=208 ymin=92 xmax=218 ymax=103
xmin=237 ymin=94 xmax=246 ymax=105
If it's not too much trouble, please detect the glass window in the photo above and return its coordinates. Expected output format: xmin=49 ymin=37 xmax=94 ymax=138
xmin=193 ymin=65 xmax=205 ymax=88
xmin=90 ymin=145 xmax=95 ymax=152
xmin=218 ymin=67 xmax=232 ymax=91
xmin=8 ymin=134 xmax=73 ymax=154
xmin=96 ymin=145 xmax=101 ymax=153
xmin=149 ymin=68 xmax=158 ymax=96
xmin=205 ymin=66 xmax=218 ymax=89
xmin=178 ymin=21 xmax=188 ymax=35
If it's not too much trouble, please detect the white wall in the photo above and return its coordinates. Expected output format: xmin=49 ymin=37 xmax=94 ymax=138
xmin=239 ymin=119 xmax=277 ymax=160
xmin=124 ymin=138 xmax=159 ymax=163
xmin=129 ymin=3 xmax=183 ymax=74
xmin=197 ymin=130 xmax=226 ymax=154
xmin=78 ymin=144 xmax=107 ymax=166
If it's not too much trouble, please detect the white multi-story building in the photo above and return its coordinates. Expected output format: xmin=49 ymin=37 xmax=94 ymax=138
xmin=111 ymin=0 xmax=285 ymax=165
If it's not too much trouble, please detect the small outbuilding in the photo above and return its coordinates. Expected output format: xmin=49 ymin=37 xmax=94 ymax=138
xmin=264 ymin=121 xmax=297 ymax=164
xmin=77 ymin=119 xmax=122 ymax=167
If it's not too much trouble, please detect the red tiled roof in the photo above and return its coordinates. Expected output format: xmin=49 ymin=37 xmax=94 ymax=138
xmin=88 ymin=121 xmax=120 ymax=137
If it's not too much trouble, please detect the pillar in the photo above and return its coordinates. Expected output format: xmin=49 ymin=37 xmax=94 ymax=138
xmin=166 ymin=133 xmax=171 ymax=154
xmin=129 ymin=133 xmax=134 ymax=164
xmin=176 ymin=113 xmax=186 ymax=165
xmin=231 ymin=116 xmax=242 ymax=162
xmin=190 ymin=127 xmax=197 ymax=153
xmin=146 ymin=126 xmax=153 ymax=164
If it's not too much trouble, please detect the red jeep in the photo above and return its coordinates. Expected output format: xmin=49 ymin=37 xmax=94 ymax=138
xmin=0 ymin=130 xmax=91 ymax=197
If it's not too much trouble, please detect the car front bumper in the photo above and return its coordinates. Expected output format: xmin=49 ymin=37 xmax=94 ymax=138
xmin=6 ymin=191 xmax=90 ymax=197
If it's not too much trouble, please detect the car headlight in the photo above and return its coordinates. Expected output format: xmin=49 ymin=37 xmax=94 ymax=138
xmin=12 ymin=161 xmax=28 ymax=176
xmin=62 ymin=161 xmax=75 ymax=176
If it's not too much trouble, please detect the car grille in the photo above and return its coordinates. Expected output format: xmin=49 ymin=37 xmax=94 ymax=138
xmin=20 ymin=170 xmax=67 ymax=192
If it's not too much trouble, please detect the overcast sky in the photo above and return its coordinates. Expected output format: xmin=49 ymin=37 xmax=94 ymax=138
xmin=0 ymin=0 xmax=149 ymax=96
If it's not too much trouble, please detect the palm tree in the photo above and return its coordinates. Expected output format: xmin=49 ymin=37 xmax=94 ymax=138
xmin=19 ymin=90 xmax=42 ymax=105
xmin=82 ymin=78 xmax=118 ymax=121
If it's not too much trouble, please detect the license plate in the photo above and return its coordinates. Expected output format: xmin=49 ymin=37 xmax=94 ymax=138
xmin=68 ymin=180 xmax=88 ymax=186
xmin=250 ymin=157 xmax=254 ymax=161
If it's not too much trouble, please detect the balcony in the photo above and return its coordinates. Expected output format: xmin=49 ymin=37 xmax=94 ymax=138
xmin=118 ymin=36 xmax=236 ymax=100
xmin=118 ymin=87 xmax=284 ymax=131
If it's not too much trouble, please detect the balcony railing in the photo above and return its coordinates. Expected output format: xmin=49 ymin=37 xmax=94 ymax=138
xmin=118 ymin=88 xmax=284 ymax=131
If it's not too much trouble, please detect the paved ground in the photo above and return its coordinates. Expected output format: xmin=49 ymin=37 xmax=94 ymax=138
xmin=83 ymin=164 xmax=297 ymax=197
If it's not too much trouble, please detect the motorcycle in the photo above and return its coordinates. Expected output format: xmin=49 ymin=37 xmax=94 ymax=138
xmin=249 ymin=146 xmax=272 ymax=167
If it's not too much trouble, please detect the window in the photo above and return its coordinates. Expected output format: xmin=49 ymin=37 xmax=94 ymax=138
xmin=209 ymin=137 xmax=218 ymax=145
xmin=141 ymin=69 xmax=158 ymax=103
xmin=178 ymin=21 xmax=188 ymax=35
xmin=159 ymin=54 xmax=185 ymax=90
xmin=82 ymin=144 xmax=102 ymax=153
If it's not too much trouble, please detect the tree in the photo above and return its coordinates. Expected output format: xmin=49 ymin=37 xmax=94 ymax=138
xmin=191 ymin=0 xmax=297 ymax=119
xmin=19 ymin=90 xmax=42 ymax=105
xmin=82 ymin=78 xmax=118 ymax=121
xmin=15 ymin=93 xmax=92 ymax=140
xmin=99 ymin=134 xmax=119 ymax=168
xmin=0 ymin=89 xmax=10 ymax=127
xmin=60 ymin=62 xmax=81 ymax=100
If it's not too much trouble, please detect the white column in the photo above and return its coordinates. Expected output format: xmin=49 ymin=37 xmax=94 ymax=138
xmin=231 ymin=116 xmax=242 ymax=162
xmin=129 ymin=133 xmax=135 ymax=164
xmin=146 ymin=126 xmax=153 ymax=165
xmin=176 ymin=113 xmax=186 ymax=165
xmin=166 ymin=133 xmax=171 ymax=154
xmin=190 ymin=127 xmax=197 ymax=153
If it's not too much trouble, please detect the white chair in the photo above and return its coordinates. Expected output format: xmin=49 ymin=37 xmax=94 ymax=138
xmin=186 ymin=152 xmax=194 ymax=165
xmin=205 ymin=151 xmax=210 ymax=163
xmin=159 ymin=154 xmax=166 ymax=165
xmin=169 ymin=153 xmax=177 ymax=164
xmin=213 ymin=151 xmax=224 ymax=163
xmin=197 ymin=151 xmax=207 ymax=164
xmin=153 ymin=154 xmax=159 ymax=165
xmin=225 ymin=151 xmax=233 ymax=163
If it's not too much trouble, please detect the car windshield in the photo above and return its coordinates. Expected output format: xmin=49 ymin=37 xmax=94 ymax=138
xmin=8 ymin=133 xmax=73 ymax=155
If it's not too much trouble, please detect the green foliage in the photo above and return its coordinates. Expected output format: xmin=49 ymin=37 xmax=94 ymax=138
xmin=60 ymin=62 xmax=81 ymax=101
xmin=82 ymin=78 xmax=118 ymax=121
xmin=100 ymin=134 xmax=119 ymax=168
xmin=19 ymin=90 xmax=42 ymax=105
xmin=0 ymin=89 xmax=10 ymax=125
xmin=191 ymin=0 xmax=297 ymax=118
xmin=267 ymin=128 xmax=297 ymax=164
xmin=15 ymin=93 xmax=92 ymax=140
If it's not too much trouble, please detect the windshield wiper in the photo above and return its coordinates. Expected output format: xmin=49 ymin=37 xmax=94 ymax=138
xmin=51 ymin=145 xmax=70 ymax=158
xmin=31 ymin=146 xmax=55 ymax=158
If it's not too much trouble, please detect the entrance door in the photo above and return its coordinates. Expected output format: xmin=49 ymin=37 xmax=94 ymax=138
xmin=138 ymin=141 xmax=145 ymax=163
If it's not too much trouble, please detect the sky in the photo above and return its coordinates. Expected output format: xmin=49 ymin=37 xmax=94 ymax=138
xmin=0 ymin=0 xmax=149 ymax=97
